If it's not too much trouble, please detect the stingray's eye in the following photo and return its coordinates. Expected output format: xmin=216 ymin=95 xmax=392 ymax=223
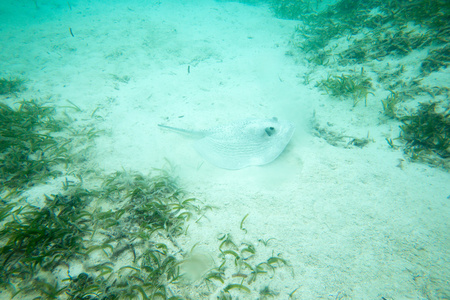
xmin=265 ymin=126 xmax=276 ymax=136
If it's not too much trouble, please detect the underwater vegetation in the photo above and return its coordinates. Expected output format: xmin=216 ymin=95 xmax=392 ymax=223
xmin=400 ymin=102 xmax=450 ymax=168
xmin=288 ymin=0 xmax=449 ymax=67
xmin=278 ymin=0 xmax=450 ymax=29
xmin=270 ymin=0 xmax=322 ymax=20
xmin=284 ymin=0 xmax=450 ymax=75
xmin=207 ymin=233 xmax=290 ymax=299
xmin=338 ymin=28 xmax=435 ymax=65
xmin=317 ymin=71 xmax=373 ymax=107
xmin=0 ymin=171 xmax=188 ymax=298
xmin=381 ymin=91 xmax=403 ymax=119
xmin=381 ymin=93 xmax=450 ymax=169
xmin=421 ymin=45 xmax=450 ymax=75
xmin=0 ymin=77 xmax=25 ymax=95
xmin=280 ymin=0 xmax=450 ymax=170
xmin=0 ymin=100 xmax=69 ymax=190
xmin=291 ymin=20 xmax=344 ymax=56
xmin=0 ymin=172 xmax=191 ymax=299
xmin=0 ymin=187 xmax=92 ymax=294
xmin=0 ymin=171 xmax=291 ymax=299
xmin=98 ymin=170 xmax=209 ymax=237
xmin=0 ymin=98 xmax=101 ymax=193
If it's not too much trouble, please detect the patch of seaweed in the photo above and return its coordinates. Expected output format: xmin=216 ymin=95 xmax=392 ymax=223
xmin=421 ymin=45 xmax=450 ymax=74
xmin=0 ymin=100 xmax=68 ymax=190
xmin=0 ymin=78 xmax=25 ymax=95
xmin=317 ymin=72 xmax=373 ymax=106
xmin=400 ymin=102 xmax=450 ymax=168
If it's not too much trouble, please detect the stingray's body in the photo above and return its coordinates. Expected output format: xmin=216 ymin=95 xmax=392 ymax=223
xmin=158 ymin=118 xmax=295 ymax=170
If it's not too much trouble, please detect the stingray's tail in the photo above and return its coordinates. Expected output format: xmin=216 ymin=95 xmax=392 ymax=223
xmin=158 ymin=124 xmax=205 ymax=138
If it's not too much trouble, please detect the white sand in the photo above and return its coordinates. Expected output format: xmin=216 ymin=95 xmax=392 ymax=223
xmin=1 ymin=0 xmax=449 ymax=298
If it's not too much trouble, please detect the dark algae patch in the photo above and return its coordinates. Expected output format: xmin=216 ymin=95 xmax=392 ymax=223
xmin=0 ymin=190 xmax=92 ymax=294
xmin=0 ymin=100 xmax=68 ymax=190
xmin=421 ymin=45 xmax=450 ymax=75
xmin=317 ymin=71 xmax=373 ymax=107
xmin=0 ymin=77 xmax=25 ymax=95
xmin=400 ymin=102 xmax=450 ymax=167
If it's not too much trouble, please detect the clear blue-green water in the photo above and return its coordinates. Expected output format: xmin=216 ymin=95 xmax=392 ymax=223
xmin=0 ymin=0 xmax=449 ymax=299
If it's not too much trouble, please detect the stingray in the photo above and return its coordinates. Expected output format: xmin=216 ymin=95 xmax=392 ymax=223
xmin=158 ymin=117 xmax=295 ymax=169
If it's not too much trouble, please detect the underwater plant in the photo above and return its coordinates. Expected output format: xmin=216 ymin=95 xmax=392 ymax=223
xmin=259 ymin=285 xmax=279 ymax=299
xmin=338 ymin=27 xmax=434 ymax=66
xmin=270 ymin=0 xmax=318 ymax=20
xmin=338 ymin=43 xmax=368 ymax=65
xmin=400 ymin=102 xmax=450 ymax=168
xmin=388 ymin=0 xmax=450 ymax=29
xmin=381 ymin=91 xmax=402 ymax=119
xmin=291 ymin=21 xmax=345 ymax=54
xmin=0 ymin=100 xmax=69 ymax=190
xmin=0 ymin=188 xmax=93 ymax=294
xmin=285 ymin=0 xmax=450 ymax=61
xmin=282 ymin=0 xmax=449 ymax=173
xmin=195 ymin=231 xmax=290 ymax=298
xmin=99 ymin=170 xmax=208 ymax=237
xmin=0 ymin=77 xmax=25 ymax=95
xmin=0 ymin=170 xmax=210 ymax=299
xmin=286 ymin=0 xmax=449 ymax=96
xmin=317 ymin=72 xmax=373 ymax=107
xmin=0 ymin=98 xmax=102 ymax=192
xmin=421 ymin=45 xmax=450 ymax=75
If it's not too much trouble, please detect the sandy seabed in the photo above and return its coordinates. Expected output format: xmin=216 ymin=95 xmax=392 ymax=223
xmin=1 ymin=0 xmax=449 ymax=298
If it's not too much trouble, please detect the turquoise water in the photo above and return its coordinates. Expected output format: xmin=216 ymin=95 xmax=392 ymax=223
xmin=1 ymin=0 xmax=449 ymax=299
